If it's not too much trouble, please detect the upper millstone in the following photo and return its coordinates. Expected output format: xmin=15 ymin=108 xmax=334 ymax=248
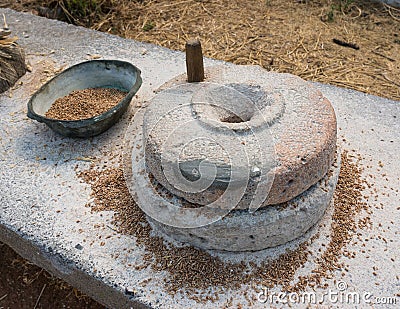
xmin=143 ymin=65 xmax=337 ymax=209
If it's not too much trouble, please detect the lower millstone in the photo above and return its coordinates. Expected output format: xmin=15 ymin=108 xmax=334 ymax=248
xmin=146 ymin=154 xmax=340 ymax=251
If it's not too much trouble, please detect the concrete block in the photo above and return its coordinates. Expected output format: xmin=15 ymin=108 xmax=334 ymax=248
xmin=0 ymin=9 xmax=399 ymax=309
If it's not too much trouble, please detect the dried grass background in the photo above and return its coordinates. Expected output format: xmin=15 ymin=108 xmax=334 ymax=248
xmin=2 ymin=0 xmax=400 ymax=99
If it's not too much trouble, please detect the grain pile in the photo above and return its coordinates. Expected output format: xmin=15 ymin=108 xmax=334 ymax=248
xmin=78 ymin=149 xmax=369 ymax=301
xmin=45 ymin=88 xmax=126 ymax=120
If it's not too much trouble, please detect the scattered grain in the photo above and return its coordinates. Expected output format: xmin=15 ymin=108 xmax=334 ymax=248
xmin=78 ymin=150 xmax=370 ymax=300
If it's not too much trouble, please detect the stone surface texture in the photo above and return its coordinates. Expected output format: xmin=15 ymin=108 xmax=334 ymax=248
xmin=144 ymin=66 xmax=337 ymax=209
xmin=0 ymin=9 xmax=399 ymax=309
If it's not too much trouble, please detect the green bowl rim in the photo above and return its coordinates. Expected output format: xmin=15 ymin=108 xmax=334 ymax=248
xmin=27 ymin=59 xmax=142 ymax=127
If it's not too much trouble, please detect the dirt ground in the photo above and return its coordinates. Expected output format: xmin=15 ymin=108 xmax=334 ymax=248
xmin=0 ymin=242 xmax=104 ymax=308
xmin=0 ymin=0 xmax=399 ymax=308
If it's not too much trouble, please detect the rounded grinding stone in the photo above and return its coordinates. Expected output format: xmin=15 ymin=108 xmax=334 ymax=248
xmin=143 ymin=65 xmax=337 ymax=209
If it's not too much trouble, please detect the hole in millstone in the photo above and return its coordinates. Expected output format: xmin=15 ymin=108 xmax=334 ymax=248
xmin=192 ymin=83 xmax=256 ymax=125
xmin=220 ymin=114 xmax=247 ymax=123
xmin=288 ymin=179 xmax=294 ymax=185
xmin=209 ymin=104 xmax=253 ymax=123
xmin=249 ymin=235 xmax=255 ymax=239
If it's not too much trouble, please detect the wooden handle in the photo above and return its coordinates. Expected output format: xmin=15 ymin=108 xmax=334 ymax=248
xmin=186 ymin=39 xmax=204 ymax=83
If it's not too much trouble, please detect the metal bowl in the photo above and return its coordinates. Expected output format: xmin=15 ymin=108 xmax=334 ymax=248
xmin=27 ymin=60 xmax=142 ymax=137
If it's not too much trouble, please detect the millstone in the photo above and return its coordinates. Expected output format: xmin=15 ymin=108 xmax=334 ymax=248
xmin=124 ymin=64 xmax=339 ymax=251
xmin=143 ymin=65 xmax=337 ymax=210
xmin=123 ymin=79 xmax=341 ymax=250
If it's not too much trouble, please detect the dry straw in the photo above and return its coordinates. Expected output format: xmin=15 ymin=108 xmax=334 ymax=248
xmin=92 ymin=0 xmax=400 ymax=100
xmin=4 ymin=1 xmax=399 ymax=99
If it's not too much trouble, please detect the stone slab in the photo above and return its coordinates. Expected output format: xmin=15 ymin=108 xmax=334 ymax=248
xmin=0 ymin=9 xmax=399 ymax=309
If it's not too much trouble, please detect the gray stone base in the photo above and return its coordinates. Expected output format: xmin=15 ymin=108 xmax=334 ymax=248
xmin=147 ymin=159 xmax=339 ymax=252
